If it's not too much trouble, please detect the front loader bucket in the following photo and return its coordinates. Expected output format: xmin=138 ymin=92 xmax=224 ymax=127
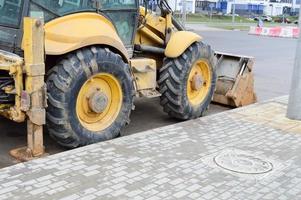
xmin=213 ymin=52 xmax=257 ymax=107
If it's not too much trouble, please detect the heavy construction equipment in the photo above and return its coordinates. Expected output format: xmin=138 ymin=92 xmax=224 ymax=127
xmin=0 ymin=0 xmax=256 ymax=160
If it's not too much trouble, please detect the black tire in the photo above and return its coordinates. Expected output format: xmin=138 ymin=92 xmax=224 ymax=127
xmin=158 ymin=42 xmax=217 ymax=120
xmin=46 ymin=46 xmax=134 ymax=148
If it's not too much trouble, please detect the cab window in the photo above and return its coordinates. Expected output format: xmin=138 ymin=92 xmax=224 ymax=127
xmin=29 ymin=0 xmax=138 ymax=46
xmin=30 ymin=0 xmax=137 ymax=19
xmin=30 ymin=0 xmax=96 ymax=21
xmin=0 ymin=0 xmax=23 ymax=27
xmin=99 ymin=0 xmax=136 ymax=10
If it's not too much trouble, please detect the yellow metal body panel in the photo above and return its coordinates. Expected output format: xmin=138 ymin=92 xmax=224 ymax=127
xmin=131 ymin=58 xmax=157 ymax=91
xmin=165 ymin=31 xmax=201 ymax=58
xmin=137 ymin=28 xmax=165 ymax=46
xmin=138 ymin=7 xmax=167 ymax=35
xmin=135 ymin=8 xmax=201 ymax=65
xmin=44 ymin=13 xmax=129 ymax=61
xmin=23 ymin=17 xmax=46 ymax=125
xmin=22 ymin=17 xmax=46 ymax=158
xmin=135 ymin=7 xmax=166 ymax=47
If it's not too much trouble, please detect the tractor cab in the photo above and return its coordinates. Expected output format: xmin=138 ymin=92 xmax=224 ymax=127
xmin=0 ymin=0 xmax=139 ymax=54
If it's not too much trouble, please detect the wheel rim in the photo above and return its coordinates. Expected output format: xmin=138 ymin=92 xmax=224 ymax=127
xmin=187 ymin=59 xmax=211 ymax=106
xmin=76 ymin=73 xmax=122 ymax=132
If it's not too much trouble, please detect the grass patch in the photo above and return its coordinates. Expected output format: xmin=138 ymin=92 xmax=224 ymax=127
xmin=208 ymin=24 xmax=251 ymax=31
xmin=177 ymin=13 xmax=253 ymax=23
xmin=178 ymin=13 xmax=299 ymax=24
xmin=207 ymin=22 xmax=297 ymax=30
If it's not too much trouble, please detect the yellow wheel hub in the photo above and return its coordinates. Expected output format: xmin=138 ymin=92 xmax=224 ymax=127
xmin=187 ymin=59 xmax=211 ymax=106
xmin=76 ymin=73 xmax=122 ymax=132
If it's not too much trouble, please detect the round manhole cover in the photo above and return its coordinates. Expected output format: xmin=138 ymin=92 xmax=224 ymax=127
xmin=214 ymin=149 xmax=273 ymax=174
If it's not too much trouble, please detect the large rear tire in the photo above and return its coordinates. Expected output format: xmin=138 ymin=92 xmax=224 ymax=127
xmin=46 ymin=47 xmax=134 ymax=148
xmin=159 ymin=42 xmax=216 ymax=120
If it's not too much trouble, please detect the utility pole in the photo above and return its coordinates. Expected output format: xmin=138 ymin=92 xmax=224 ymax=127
xmin=209 ymin=3 xmax=213 ymax=21
xmin=282 ymin=7 xmax=286 ymax=24
xmin=292 ymin=0 xmax=295 ymax=14
xmin=270 ymin=4 xmax=273 ymax=16
xmin=182 ymin=0 xmax=187 ymax=28
xmin=232 ymin=0 xmax=236 ymax=27
xmin=287 ymin=6 xmax=301 ymax=120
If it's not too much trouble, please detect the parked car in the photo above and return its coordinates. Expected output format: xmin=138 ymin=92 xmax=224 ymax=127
xmin=253 ymin=15 xmax=272 ymax=22
xmin=274 ymin=17 xmax=292 ymax=24
xmin=224 ymin=13 xmax=239 ymax=17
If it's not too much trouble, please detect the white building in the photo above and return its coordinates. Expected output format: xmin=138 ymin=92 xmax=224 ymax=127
xmin=264 ymin=2 xmax=292 ymax=16
xmin=169 ymin=0 xmax=196 ymax=13
xmin=224 ymin=0 xmax=294 ymax=16
xmin=168 ymin=0 xmax=298 ymax=15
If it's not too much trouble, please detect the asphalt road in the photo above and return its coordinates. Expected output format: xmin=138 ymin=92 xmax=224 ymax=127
xmin=0 ymin=28 xmax=297 ymax=168
xmin=195 ymin=28 xmax=297 ymax=101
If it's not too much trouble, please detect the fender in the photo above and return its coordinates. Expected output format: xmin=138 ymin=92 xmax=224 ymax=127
xmin=165 ymin=31 xmax=202 ymax=58
xmin=44 ymin=13 xmax=129 ymax=61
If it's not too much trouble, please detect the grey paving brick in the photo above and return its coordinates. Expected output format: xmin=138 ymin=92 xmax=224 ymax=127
xmin=187 ymin=184 xmax=201 ymax=192
xmin=29 ymin=187 xmax=49 ymax=195
xmin=200 ymin=185 xmax=215 ymax=193
xmin=145 ymin=196 xmax=161 ymax=200
xmin=111 ymin=182 xmax=126 ymax=190
xmin=189 ymin=192 xmax=201 ymax=199
xmin=35 ymin=180 xmax=52 ymax=187
xmin=126 ymin=171 xmax=141 ymax=178
xmin=59 ymin=194 xmax=80 ymax=200
xmin=83 ymin=188 xmax=97 ymax=195
xmin=46 ymin=189 xmax=60 ymax=195
xmin=126 ymin=189 xmax=143 ymax=197
xmin=173 ymin=190 xmax=189 ymax=198
xmin=111 ymin=188 xmax=128 ymax=196
xmin=203 ymin=191 xmax=218 ymax=200
xmin=83 ymin=170 xmax=100 ymax=177
xmin=80 ymin=194 xmax=96 ymax=200
xmin=0 ymin=186 xmax=17 ymax=195
xmin=219 ymin=191 xmax=232 ymax=200
xmin=49 ymin=181 xmax=68 ymax=189
xmin=37 ymin=175 xmax=54 ymax=182
xmin=95 ymin=188 xmax=113 ymax=196
xmin=154 ymin=177 xmax=170 ymax=185
xmin=169 ymin=178 xmax=183 ymax=186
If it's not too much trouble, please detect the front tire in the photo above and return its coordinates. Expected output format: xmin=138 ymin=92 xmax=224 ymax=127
xmin=46 ymin=47 xmax=134 ymax=148
xmin=159 ymin=42 xmax=217 ymax=120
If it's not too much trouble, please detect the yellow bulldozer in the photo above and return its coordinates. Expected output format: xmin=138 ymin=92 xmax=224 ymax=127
xmin=0 ymin=0 xmax=256 ymax=160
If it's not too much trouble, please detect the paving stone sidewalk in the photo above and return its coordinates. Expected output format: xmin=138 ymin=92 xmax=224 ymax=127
xmin=0 ymin=96 xmax=300 ymax=200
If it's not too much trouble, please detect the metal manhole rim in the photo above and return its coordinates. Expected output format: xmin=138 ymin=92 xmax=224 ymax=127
xmin=213 ymin=150 xmax=274 ymax=175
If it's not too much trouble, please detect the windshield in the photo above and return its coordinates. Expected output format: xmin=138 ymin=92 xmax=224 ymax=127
xmin=0 ymin=0 xmax=23 ymax=27
xmin=30 ymin=0 xmax=95 ymax=21
xmin=30 ymin=0 xmax=138 ymax=46
xmin=30 ymin=0 xmax=137 ymax=21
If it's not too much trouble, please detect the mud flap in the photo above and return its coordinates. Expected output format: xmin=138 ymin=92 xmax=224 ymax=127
xmin=213 ymin=52 xmax=257 ymax=107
